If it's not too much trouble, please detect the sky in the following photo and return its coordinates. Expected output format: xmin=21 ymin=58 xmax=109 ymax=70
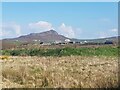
xmin=1 ymin=2 xmax=118 ymax=39
xmin=1 ymin=0 xmax=120 ymax=2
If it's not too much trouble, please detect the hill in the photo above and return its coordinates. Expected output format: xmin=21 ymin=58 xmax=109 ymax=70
xmin=3 ymin=30 xmax=69 ymax=43
xmin=0 ymin=30 xmax=119 ymax=50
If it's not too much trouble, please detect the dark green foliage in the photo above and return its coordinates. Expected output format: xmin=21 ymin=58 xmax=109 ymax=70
xmin=1 ymin=46 xmax=118 ymax=57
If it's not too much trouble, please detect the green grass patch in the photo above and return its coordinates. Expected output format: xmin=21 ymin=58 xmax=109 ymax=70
xmin=1 ymin=46 xmax=118 ymax=57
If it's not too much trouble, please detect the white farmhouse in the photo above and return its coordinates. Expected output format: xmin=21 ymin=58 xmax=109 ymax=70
xmin=65 ymin=39 xmax=71 ymax=42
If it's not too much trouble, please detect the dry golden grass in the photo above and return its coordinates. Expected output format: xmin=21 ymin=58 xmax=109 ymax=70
xmin=0 ymin=56 xmax=9 ymax=60
xmin=1 ymin=56 xmax=118 ymax=88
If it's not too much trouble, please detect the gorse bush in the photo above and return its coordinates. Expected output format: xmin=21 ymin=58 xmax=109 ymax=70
xmin=1 ymin=46 xmax=118 ymax=56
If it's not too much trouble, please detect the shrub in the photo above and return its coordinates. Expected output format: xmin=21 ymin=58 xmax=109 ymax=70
xmin=1 ymin=46 xmax=118 ymax=57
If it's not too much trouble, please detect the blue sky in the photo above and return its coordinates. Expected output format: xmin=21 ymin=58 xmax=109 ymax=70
xmin=1 ymin=2 xmax=118 ymax=39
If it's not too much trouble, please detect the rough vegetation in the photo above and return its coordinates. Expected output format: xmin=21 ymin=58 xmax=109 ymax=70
xmin=1 ymin=46 xmax=119 ymax=88
xmin=1 ymin=56 xmax=118 ymax=88
xmin=1 ymin=46 xmax=118 ymax=57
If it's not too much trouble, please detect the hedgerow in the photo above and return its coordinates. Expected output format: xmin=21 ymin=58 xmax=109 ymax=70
xmin=1 ymin=46 xmax=118 ymax=57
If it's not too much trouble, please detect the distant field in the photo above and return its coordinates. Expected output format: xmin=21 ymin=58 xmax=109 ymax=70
xmin=1 ymin=56 xmax=118 ymax=88
xmin=1 ymin=46 xmax=119 ymax=57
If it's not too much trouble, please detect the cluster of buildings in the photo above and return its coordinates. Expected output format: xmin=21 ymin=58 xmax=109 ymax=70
xmin=39 ymin=39 xmax=80 ymax=45
xmin=17 ymin=38 xmax=114 ymax=47
xmin=38 ymin=39 xmax=114 ymax=46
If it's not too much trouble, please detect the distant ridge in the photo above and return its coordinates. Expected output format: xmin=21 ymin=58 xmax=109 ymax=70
xmin=0 ymin=30 xmax=119 ymax=50
xmin=3 ymin=30 xmax=69 ymax=43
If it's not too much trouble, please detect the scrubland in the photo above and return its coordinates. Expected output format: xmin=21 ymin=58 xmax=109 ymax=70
xmin=1 ymin=55 xmax=118 ymax=88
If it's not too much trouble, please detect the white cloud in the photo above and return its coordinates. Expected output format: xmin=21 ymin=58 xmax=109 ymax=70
xmin=75 ymin=28 xmax=82 ymax=37
xmin=10 ymin=24 xmax=21 ymax=36
xmin=29 ymin=21 xmax=76 ymax=38
xmin=100 ymin=18 xmax=110 ymax=22
xmin=0 ymin=22 xmax=21 ymax=39
xmin=98 ymin=28 xmax=118 ymax=38
xmin=29 ymin=21 xmax=54 ymax=32
xmin=110 ymin=28 xmax=118 ymax=32
xmin=99 ymin=32 xmax=108 ymax=38
xmin=59 ymin=23 xmax=75 ymax=38
xmin=1 ymin=21 xmax=78 ymax=39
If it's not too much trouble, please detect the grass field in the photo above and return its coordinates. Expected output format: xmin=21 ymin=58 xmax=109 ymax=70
xmin=1 ymin=55 xmax=118 ymax=88
xmin=1 ymin=46 xmax=119 ymax=88
xmin=1 ymin=46 xmax=118 ymax=57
